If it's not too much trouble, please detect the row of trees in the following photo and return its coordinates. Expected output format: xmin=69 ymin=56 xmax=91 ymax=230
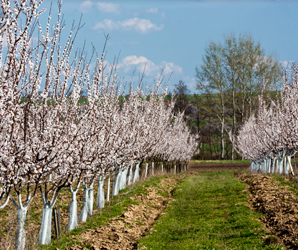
xmin=174 ymin=34 xmax=284 ymax=160
xmin=0 ymin=1 xmax=198 ymax=249
xmin=235 ymin=62 xmax=298 ymax=175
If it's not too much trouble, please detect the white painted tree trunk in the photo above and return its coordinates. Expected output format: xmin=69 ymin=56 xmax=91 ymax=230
xmin=0 ymin=195 xmax=9 ymax=209
xmin=127 ymin=165 xmax=133 ymax=185
xmin=116 ymin=169 xmax=122 ymax=192
xmin=133 ymin=163 xmax=140 ymax=183
xmin=261 ymin=160 xmax=265 ymax=174
xmin=287 ymin=155 xmax=294 ymax=176
xmin=271 ymin=157 xmax=275 ymax=174
xmin=96 ymin=176 xmax=105 ymax=209
xmin=117 ymin=170 xmax=122 ymax=191
xmin=265 ymin=158 xmax=269 ymax=173
xmin=174 ymin=164 xmax=177 ymax=174
xmin=79 ymin=184 xmax=90 ymax=222
xmin=251 ymin=161 xmax=258 ymax=173
xmin=119 ymin=168 xmax=125 ymax=190
xmin=68 ymin=188 xmax=79 ymax=231
xmin=252 ymin=161 xmax=257 ymax=173
xmin=38 ymin=186 xmax=61 ymax=245
xmin=15 ymin=205 xmax=28 ymax=250
xmin=161 ymin=163 xmax=163 ymax=173
xmin=113 ymin=171 xmax=120 ymax=196
xmin=145 ymin=163 xmax=148 ymax=178
xmin=283 ymin=156 xmax=288 ymax=175
xmin=38 ymin=204 xmax=52 ymax=245
xmin=107 ymin=176 xmax=110 ymax=202
xmin=259 ymin=162 xmax=263 ymax=173
xmin=249 ymin=161 xmax=254 ymax=172
xmin=152 ymin=162 xmax=154 ymax=176
xmin=122 ymin=168 xmax=127 ymax=189
xmin=277 ymin=156 xmax=283 ymax=174
xmin=87 ymin=182 xmax=94 ymax=216
xmin=256 ymin=162 xmax=260 ymax=173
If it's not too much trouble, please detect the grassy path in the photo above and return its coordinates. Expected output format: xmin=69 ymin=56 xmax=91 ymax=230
xmin=138 ymin=171 xmax=284 ymax=250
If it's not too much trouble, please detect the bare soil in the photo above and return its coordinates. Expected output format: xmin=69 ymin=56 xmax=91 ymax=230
xmin=64 ymin=174 xmax=190 ymax=250
xmin=238 ymin=173 xmax=298 ymax=249
xmin=188 ymin=163 xmax=249 ymax=171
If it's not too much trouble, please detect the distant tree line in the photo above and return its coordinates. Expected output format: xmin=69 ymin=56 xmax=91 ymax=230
xmin=174 ymin=34 xmax=284 ymax=160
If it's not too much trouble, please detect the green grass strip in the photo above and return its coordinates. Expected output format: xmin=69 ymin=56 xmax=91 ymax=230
xmin=138 ymin=171 xmax=284 ymax=250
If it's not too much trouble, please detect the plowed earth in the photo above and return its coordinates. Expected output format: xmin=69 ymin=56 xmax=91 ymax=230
xmin=65 ymin=174 xmax=189 ymax=250
xmin=239 ymin=174 xmax=298 ymax=249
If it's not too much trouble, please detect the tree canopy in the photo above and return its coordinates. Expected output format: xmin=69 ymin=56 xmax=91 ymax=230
xmin=195 ymin=34 xmax=283 ymax=160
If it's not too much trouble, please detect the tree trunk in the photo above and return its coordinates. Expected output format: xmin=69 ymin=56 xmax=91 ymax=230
xmin=144 ymin=163 xmax=148 ymax=178
xmin=38 ymin=204 xmax=52 ymax=245
xmin=152 ymin=162 xmax=154 ymax=176
xmin=79 ymin=184 xmax=90 ymax=222
xmin=38 ymin=187 xmax=60 ymax=245
xmin=271 ymin=157 xmax=276 ymax=174
xmin=221 ymin=115 xmax=225 ymax=160
xmin=118 ymin=169 xmax=123 ymax=191
xmin=127 ymin=165 xmax=133 ymax=185
xmin=232 ymin=88 xmax=236 ymax=160
xmin=120 ymin=168 xmax=127 ymax=190
xmin=68 ymin=188 xmax=79 ymax=231
xmin=0 ymin=195 xmax=9 ymax=209
xmin=113 ymin=170 xmax=120 ymax=196
xmin=15 ymin=205 xmax=28 ymax=250
xmin=288 ymin=155 xmax=294 ymax=176
xmin=106 ymin=176 xmax=110 ymax=202
xmin=96 ymin=176 xmax=105 ymax=209
xmin=87 ymin=182 xmax=94 ymax=216
xmin=133 ymin=163 xmax=140 ymax=183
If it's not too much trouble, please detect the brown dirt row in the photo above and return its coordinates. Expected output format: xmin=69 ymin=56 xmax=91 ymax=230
xmin=238 ymin=173 xmax=298 ymax=249
xmin=64 ymin=174 xmax=189 ymax=250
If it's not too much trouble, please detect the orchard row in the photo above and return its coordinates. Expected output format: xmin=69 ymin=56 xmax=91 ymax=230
xmin=236 ymin=64 xmax=298 ymax=176
xmin=0 ymin=1 xmax=199 ymax=249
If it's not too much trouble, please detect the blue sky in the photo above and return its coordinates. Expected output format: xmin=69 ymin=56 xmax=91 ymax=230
xmin=38 ymin=0 xmax=298 ymax=93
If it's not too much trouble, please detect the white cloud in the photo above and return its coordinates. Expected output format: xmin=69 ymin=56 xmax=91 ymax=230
xmin=122 ymin=56 xmax=149 ymax=66
xmin=93 ymin=19 xmax=118 ymax=30
xmin=162 ymin=62 xmax=183 ymax=75
xmin=146 ymin=8 xmax=158 ymax=14
xmin=121 ymin=18 xmax=163 ymax=33
xmin=79 ymin=0 xmax=94 ymax=13
xmin=119 ymin=55 xmax=182 ymax=76
xmin=97 ymin=2 xmax=120 ymax=14
xmin=92 ymin=18 xmax=164 ymax=33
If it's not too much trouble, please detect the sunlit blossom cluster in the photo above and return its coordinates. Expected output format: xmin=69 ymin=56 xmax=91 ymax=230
xmin=236 ymin=63 xmax=298 ymax=175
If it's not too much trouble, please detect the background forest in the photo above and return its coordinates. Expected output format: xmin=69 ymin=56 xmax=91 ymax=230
xmin=173 ymin=34 xmax=284 ymax=160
